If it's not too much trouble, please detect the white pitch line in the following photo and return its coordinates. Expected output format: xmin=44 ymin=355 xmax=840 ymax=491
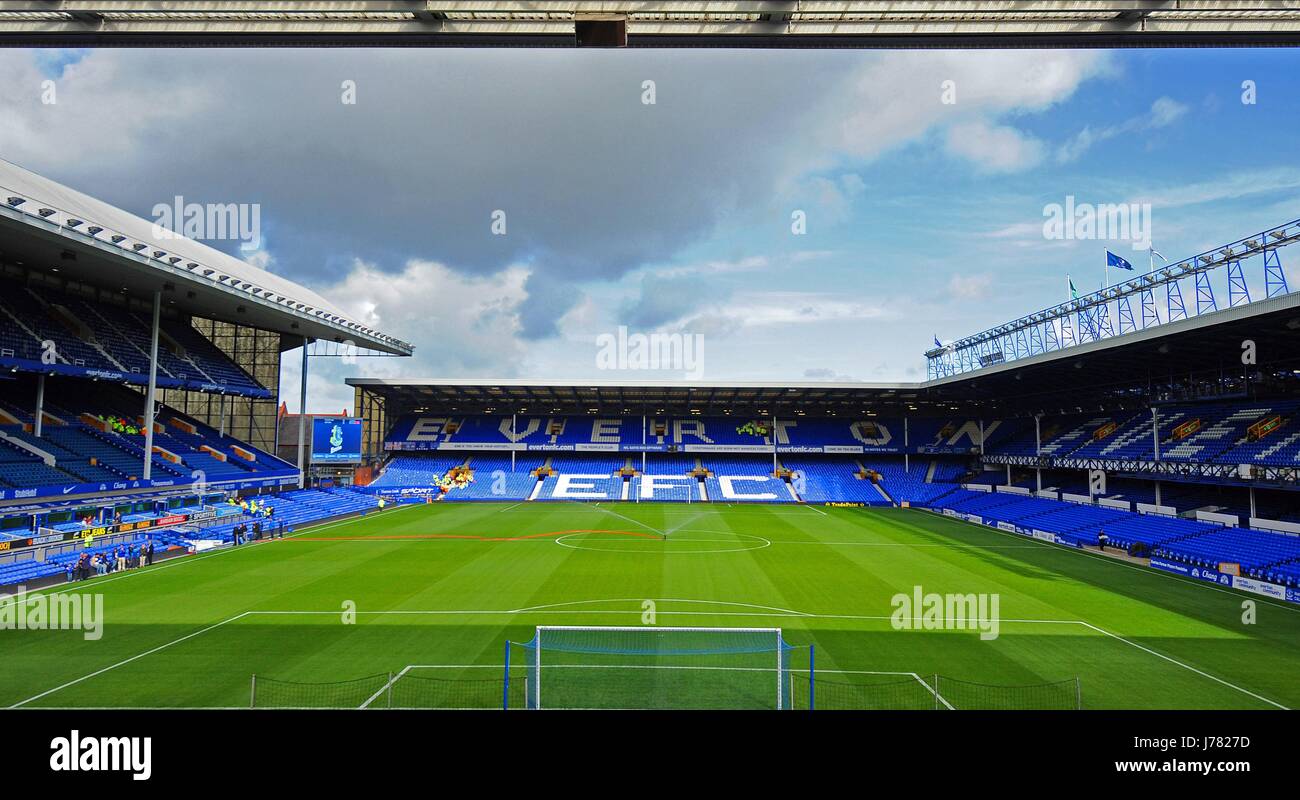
xmin=1074 ymin=619 xmax=1288 ymax=710
xmin=509 ymin=597 xmax=813 ymax=617
xmin=409 ymin=663 xmax=917 ymax=676
xmin=358 ymin=665 xmax=412 ymax=709
xmin=13 ymin=605 xmax=1283 ymax=710
xmin=912 ymin=673 xmax=956 ymax=710
xmin=568 ymin=500 xmax=665 ymax=537
xmin=8 ymin=611 xmax=252 ymax=709
xmin=6 ymin=604 xmax=1079 ymax=707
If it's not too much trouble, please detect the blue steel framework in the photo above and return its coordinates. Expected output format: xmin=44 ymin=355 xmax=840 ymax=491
xmin=927 ymin=219 xmax=1299 ymax=380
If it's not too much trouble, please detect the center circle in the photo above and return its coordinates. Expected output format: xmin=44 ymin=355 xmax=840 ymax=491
xmin=554 ymin=530 xmax=771 ymax=554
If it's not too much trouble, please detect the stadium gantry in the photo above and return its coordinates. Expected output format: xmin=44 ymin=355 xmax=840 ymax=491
xmin=926 ymin=218 xmax=1300 ymax=380
xmin=3 ymin=2 xmax=1300 ymax=48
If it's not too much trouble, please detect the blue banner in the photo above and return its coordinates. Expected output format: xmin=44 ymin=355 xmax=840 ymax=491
xmin=0 ymin=469 xmax=298 ymax=503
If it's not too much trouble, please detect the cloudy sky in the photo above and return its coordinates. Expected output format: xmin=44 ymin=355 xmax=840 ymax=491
xmin=2 ymin=47 xmax=1298 ymax=413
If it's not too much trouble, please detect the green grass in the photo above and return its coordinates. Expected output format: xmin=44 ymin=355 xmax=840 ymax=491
xmin=3 ymin=501 xmax=1298 ymax=710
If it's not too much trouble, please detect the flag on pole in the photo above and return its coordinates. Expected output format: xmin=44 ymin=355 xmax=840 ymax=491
xmin=934 ymin=335 xmax=943 ymax=348
xmin=1068 ymin=275 xmax=1079 ymax=300
xmin=1106 ymin=250 xmax=1135 ymax=271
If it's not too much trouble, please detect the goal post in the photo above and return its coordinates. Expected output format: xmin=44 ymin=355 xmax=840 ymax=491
xmin=503 ymin=626 xmax=810 ymax=710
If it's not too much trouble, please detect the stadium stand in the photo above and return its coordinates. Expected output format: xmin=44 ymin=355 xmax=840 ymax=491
xmin=0 ymin=278 xmax=269 ymax=396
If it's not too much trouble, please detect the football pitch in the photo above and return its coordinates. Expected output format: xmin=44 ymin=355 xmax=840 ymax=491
xmin=3 ymin=502 xmax=1297 ymax=710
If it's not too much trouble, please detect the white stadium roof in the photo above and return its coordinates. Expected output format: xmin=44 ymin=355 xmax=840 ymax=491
xmin=0 ymin=158 xmax=412 ymax=355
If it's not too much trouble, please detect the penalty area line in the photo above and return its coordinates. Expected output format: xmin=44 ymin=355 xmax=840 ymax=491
xmin=8 ymin=611 xmax=253 ymax=709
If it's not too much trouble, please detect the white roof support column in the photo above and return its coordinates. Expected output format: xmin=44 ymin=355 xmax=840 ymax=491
xmin=142 ymin=290 xmax=161 ymax=481
xmin=33 ymin=373 xmax=45 ymax=438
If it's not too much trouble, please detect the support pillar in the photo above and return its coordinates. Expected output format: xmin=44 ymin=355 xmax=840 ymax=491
xmin=771 ymin=415 xmax=777 ymax=473
xmin=34 ymin=374 xmax=45 ymax=437
xmin=1151 ymin=407 xmax=1161 ymax=462
xmin=297 ymin=337 xmax=309 ymax=488
xmin=142 ymin=290 xmax=161 ymax=481
xmin=1034 ymin=414 xmax=1042 ymax=493
xmin=904 ymin=416 xmax=910 ymax=473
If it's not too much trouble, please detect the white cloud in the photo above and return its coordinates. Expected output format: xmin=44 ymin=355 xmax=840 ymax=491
xmin=278 ymin=258 xmax=533 ymax=412
xmin=803 ymin=367 xmax=859 ymax=382
xmin=825 ymin=49 xmax=1109 ymax=167
xmin=678 ymin=292 xmax=891 ymax=336
xmin=945 ymin=119 xmax=1046 ymax=173
xmin=947 ymin=273 xmax=994 ymax=300
xmin=1130 ymin=168 xmax=1300 ymax=210
xmin=1056 ymin=96 xmax=1189 ymax=163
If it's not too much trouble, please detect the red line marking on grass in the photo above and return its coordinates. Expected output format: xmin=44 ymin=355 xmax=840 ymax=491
xmin=287 ymin=529 xmax=659 ymax=543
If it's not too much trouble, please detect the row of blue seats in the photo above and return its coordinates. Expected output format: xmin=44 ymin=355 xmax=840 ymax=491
xmin=930 ymin=489 xmax=1300 ymax=587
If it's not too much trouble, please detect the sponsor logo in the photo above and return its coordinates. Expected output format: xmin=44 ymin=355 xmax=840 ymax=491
xmin=1232 ymin=576 xmax=1287 ymax=600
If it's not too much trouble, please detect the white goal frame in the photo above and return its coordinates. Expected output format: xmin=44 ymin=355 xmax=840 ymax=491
xmin=523 ymin=625 xmax=791 ymax=710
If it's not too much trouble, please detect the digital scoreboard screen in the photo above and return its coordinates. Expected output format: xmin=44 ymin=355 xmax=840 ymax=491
xmin=311 ymin=418 xmax=363 ymax=464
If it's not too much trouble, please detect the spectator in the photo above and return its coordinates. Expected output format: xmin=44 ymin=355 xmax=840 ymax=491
xmin=65 ymin=562 xmax=75 ymax=583
xmin=1098 ymin=529 xmax=1108 ymax=551
xmin=145 ymin=539 xmax=155 ymax=566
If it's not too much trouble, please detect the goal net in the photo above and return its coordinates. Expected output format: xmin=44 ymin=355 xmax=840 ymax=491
xmin=504 ymin=626 xmax=806 ymax=710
